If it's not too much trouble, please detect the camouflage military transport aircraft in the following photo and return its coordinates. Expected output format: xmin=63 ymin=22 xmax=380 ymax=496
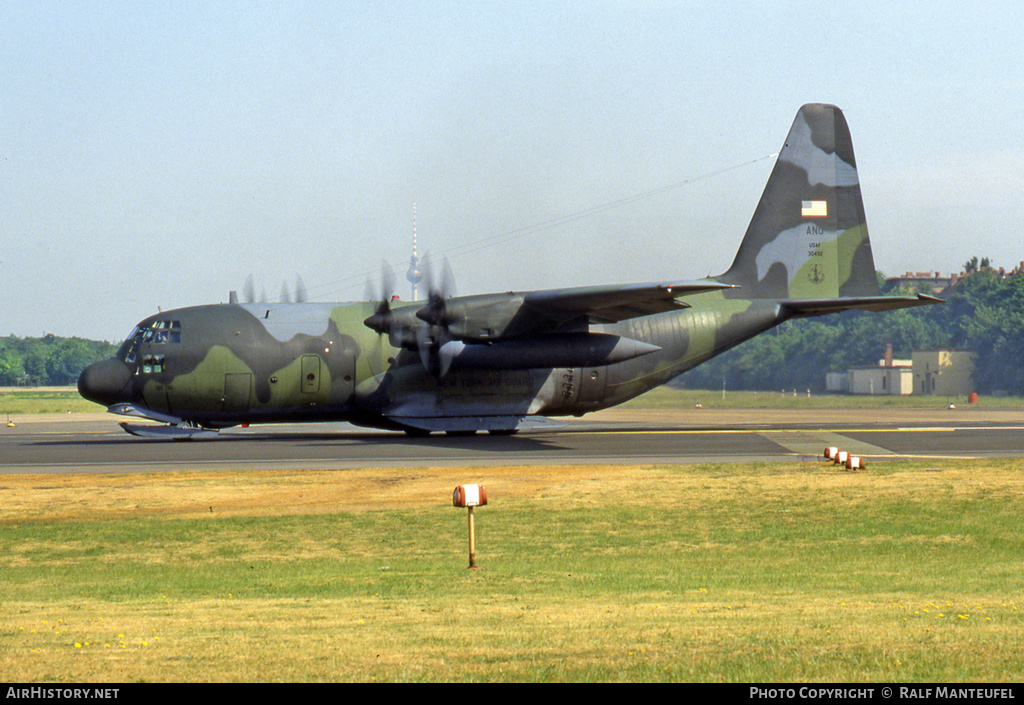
xmin=79 ymin=104 xmax=940 ymax=439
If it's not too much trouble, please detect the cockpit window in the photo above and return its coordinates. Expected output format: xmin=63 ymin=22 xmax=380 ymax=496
xmin=116 ymin=320 xmax=181 ymax=366
xmin=115 ymin=326 xmax=141 ymax=362
xmin=154 ymin=320 xmax=182 ymax=344
xmin=142 ymin=354 xmax=165 ymax=374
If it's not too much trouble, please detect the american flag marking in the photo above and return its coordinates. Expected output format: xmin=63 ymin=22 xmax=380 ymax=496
xmin=801 ymin=200 xmax=827 ymax=217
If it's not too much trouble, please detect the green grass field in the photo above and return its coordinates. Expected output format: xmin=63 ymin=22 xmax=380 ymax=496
xmin=2 ymin=460 xmax=1023 ymax=682
xmin=0 ymin=387 xmax=103 ymax=415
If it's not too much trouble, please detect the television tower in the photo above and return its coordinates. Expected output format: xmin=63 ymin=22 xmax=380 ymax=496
xmin=406 ymin=203 xmax=423 ymax=301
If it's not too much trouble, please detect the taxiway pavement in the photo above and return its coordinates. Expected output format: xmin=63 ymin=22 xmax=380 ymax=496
xmin=3 ymin=406 xmax=1024 ymax=474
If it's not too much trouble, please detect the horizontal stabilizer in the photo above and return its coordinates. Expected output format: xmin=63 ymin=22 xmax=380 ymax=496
xmin=781 ymin=293 xmax=943 ymax=317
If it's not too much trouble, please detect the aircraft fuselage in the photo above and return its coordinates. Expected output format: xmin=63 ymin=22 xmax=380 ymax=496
xmin=80 ymin=293 xmax=782 ymax=433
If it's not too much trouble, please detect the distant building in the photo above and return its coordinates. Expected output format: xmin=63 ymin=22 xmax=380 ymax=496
xmin=830 ymin=344 xmax=914 ymax=395
xmin=825 ymin=372 xmax=850 ymax=393
xmin=885 ymin=261 xmax=1024 ymax=297
xmin=829 ymin=348 xmax=977 ymax=397
xmin=848 ymin=364 xmax=914 ymax=395
xmin=912 ymin=349 xmax=976 ymax=396
xmin=885 ymin=271 xmax=958 ymax=296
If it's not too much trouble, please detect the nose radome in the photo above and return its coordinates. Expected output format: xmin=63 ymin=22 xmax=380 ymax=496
xmin=78 ymin=358 xmax=131 ymax=407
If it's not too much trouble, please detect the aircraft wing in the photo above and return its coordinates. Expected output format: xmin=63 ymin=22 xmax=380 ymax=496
xmin=522 ymin=280 xmax=736 ymax=324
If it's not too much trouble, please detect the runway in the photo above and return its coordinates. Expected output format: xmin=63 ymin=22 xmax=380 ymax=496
xmin=4 ymin=406 xmax=1024 ymax=474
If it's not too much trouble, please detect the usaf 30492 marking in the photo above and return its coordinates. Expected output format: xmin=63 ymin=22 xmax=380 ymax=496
xmin=79 ymin=104 xmax=940 ymax=438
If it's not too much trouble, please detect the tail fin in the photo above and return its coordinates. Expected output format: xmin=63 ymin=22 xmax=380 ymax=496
xmin=718 ymin=104 xmax=879 ymax=300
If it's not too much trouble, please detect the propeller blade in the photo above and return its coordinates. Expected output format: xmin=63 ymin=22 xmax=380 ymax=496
xmin=415 ymin=254 xmax=459 ymax=328
xmin=419 ymin=253 xmax=454 ymax=300
xmin=381 ymin=260 xmax=396 ymax=302
xmin=440 ymin=257 xmax=456 ymax=299
xmin=415 ymin=325 xmax=434 ymax=373
xmin=364 ymin=261 xmax=401 ymax=334
xmin=244 ymin=275 xmax=256 ymax=304
xmin=295 ymin=274 xmax=308 ymax=303
xmin=438 ymin=340 xmax=460 ymax=378
xmin=419 ymin=252 xmax=435 ymax=298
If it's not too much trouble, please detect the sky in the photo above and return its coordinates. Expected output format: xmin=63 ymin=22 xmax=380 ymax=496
xmin=2 ymin=1 xmax=1022 ymax=341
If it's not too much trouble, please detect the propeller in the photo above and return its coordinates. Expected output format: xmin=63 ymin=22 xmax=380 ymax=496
xmin=362 ymin=255 xmax=463 ymax=377
xmin=364 ymin=260 xmax=414 ymax=351
xmin=415 ymin=254 xmax=457 ymax=326
xmin=413 ymin=254 xmax=461 ymax=376
xmin=279 ymin=275 xmax=308 ymax=303
xmin=240 ymin=274 xmax=267 ymax=304
xmin=237 ymin=275 xmax=308 ymax=304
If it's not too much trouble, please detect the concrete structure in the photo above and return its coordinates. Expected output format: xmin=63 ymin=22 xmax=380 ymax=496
xmin=912 ymin=349 xmax=976 ymax=396
xmin=825 ymin=371 xmax=850 ymax=393
xmin=829 ymin=344 xmax=914 ymax=396
xmin=848 ymin=364 xmax=914 ymax=395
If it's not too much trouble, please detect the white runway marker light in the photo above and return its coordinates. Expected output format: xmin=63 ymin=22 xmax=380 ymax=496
xmin=453 ymin=484 xmax=488 ymax=570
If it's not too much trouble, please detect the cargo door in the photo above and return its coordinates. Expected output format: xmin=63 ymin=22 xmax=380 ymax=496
xmin=223 ymin=373 xmax=252 ymax=412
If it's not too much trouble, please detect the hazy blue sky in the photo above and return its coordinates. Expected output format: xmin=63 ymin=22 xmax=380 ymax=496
xmin=3 ymin=1 xmax=1022 ymax=341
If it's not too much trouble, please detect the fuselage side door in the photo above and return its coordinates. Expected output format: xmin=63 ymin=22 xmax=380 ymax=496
xmin=223 ymin=372 xmax=252 ymax=412
xmin=301 ymin=354 xmax=321 ymax=394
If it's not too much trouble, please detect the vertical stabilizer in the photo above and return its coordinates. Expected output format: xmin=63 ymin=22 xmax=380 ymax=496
xmin=718 ymin=104 xmax=879 ymax=300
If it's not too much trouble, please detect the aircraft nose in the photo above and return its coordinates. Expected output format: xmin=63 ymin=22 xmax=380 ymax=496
xmin=77 ymin=358 xmax=131 ymax=407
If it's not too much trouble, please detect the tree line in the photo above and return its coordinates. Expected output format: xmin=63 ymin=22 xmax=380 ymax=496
xmin=0 ymin=335 xmax=117 ymax=387
xmin=677 ymin=266 xmax=1024 ymax=395
xmin=3 ymin=265 xmax=1022 ymax=393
